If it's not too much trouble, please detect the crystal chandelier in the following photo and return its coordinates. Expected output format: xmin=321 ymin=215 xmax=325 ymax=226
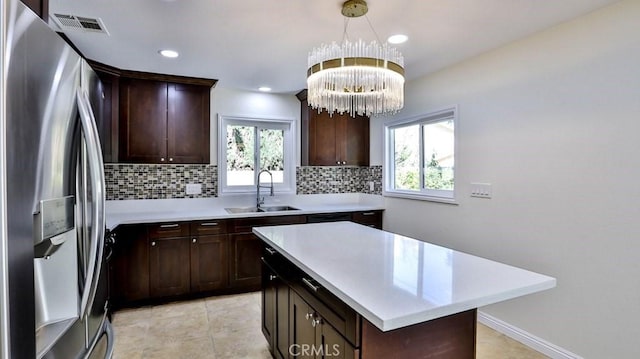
xmin=307 ymin=0 xmax=405 ymax=117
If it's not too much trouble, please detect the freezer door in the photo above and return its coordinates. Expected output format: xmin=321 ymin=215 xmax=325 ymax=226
xmin=2 ymin=0 xmax=83 ymax=357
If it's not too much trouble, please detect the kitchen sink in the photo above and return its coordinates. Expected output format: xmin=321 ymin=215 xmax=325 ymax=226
xmin=258 ymin=205 xmax=300 ymax=212
xmin=224 ymin=205 xmax=300 ymax=214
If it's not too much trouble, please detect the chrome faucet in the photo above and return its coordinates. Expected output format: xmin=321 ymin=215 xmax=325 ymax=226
xmin=257 ymin=169 xmax=274 ymax=208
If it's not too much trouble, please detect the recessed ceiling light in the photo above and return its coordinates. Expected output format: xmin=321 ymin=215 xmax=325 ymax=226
xmin=258 ymin=87 xmax=272 ymax=92
xmin=387 ymin=34 xmax=408 ymax=44
xmin=159 ymin=49 xmax=179 ymax=58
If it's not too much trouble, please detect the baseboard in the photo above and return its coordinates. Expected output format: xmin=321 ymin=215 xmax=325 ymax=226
xmin=477 ymin=311 xmax=583 ymax=359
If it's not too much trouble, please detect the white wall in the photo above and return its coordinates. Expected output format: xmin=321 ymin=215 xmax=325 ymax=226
xmin=371 ymin=1 xmax=640 ymax=357
xmin=209 ymin=87 xmax=300 ymax=165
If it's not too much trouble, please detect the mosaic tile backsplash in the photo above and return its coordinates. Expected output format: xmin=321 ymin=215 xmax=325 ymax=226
xmin=105 ymin=164 xmax=382 ymax=200
xmin=105 ymin=164 xmax=217 ymax=200
xmin=296 ymin=166 xmax=383 ymax=195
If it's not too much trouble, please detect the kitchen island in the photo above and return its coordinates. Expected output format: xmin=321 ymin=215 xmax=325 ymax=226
xmin=253 ymin=222 xmax=556 ymax=358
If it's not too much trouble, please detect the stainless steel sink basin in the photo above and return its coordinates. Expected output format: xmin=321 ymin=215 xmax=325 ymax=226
xmin=258 ymin=205 xmax=300 ymax=212
xmin=225 ymin=207 xmax=260 ymax=214
xmin=224 ymin=205 xmax=300 ymax=214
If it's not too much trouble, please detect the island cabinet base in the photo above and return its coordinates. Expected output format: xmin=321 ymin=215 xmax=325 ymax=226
xmin=261 ymin=245 xmax=477 ymax=359
xmin=360 ymin=310 xmax=476 ymax=359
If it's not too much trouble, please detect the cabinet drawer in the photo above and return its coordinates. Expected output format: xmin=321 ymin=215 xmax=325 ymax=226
xmin=293 ymin=276 xmax=360 ymax=348
xmin=351 ymin=211 xmax=383 ymax=229
xmin=190 ymin=220 xmax=228 ymax=235
xmin=148 ymin=222 xmax=190 ymax=238
xmin=230 ymin=215 xmax=306 ymax=233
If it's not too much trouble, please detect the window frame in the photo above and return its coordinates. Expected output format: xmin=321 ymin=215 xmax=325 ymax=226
xmin=218 ymin=114 xmax=296 ymax=196
xmin=383 ymin=106 xmax=458 ymax=204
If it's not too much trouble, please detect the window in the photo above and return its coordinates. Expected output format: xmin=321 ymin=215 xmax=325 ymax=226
xmin=384 ymin=107 xmax=456 ymax=202
xmin=218 ymin=115 xmax=295 ymax=195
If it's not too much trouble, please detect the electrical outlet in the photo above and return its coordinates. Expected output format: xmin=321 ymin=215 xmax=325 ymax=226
xmin=369 ymin=181 xmax=375 ymax=191
xmin=186 ymin=183 xmax=202 ymax=195
xmin=470 ymin=183 xmax=492 ymax=198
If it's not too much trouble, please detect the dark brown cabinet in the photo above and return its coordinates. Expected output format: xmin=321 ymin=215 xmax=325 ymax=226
xmin=290 ymin=290 xmax=356 ymax=359
xmin=119 ymin=79 xmax=210 ymax=164
xmin=308 ymin=110 xmax=369 ymax=166
xmin=21 ymin=0 xmax=48 ymax=21
xmin=229 ymin=233 xmax=264 ymax=288
xmin=262 ymin=263 xmax=290 ymax=359
xmin=298 ymin=90 xmax=370 ymax=167
xmin=149 ymin=236 xmax=191 ymax=298
xmin=190 ymin=220 xmax=229 ymax=292
xmin=229 ymin=215 xmax=307 ymax=290
xmin=351 ymin=210 xmax=383 ymax=229
xmin=111 ymin=225 xmax=149 ymax=305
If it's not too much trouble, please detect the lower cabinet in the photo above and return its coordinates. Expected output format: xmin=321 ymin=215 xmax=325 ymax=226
xmin=191 ymin=234 xmax=228 ymax=292
xmin=262 ymin=263 xmax=290 ymax=359
xmin=229 ymin=233 xmax=264 ymax=288
xmin=111 ymin=225 xmax=149 ymax=305
xmin=264 ymin=266 xmax=357 ymax=359
xmin=149 ymin=236 xmax=191 ymax=298
xmin=290 ymin=291 xmax=356 ymax=359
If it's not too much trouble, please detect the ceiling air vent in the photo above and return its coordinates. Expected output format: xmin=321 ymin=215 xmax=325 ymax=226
xmin=52 ymin=13 xmax=109 ymax=35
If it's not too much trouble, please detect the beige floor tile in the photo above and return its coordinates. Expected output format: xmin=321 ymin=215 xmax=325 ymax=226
xmin=112 ymin=292 xmax=548 ymax=359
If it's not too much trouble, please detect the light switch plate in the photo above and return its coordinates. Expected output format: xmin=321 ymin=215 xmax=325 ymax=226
xmin=186 ymin=183 xmax=202 ymax=195
xmin=470 ymin=183 xmax=492 ymax=198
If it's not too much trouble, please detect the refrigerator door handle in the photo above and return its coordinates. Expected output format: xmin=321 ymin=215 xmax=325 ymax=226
xmin=76 ymin=90 xmax=106 ymax=318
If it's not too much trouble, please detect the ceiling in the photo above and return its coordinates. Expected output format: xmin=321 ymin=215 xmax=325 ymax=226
xmin=49 ymin=0 xmax=619 ymax=94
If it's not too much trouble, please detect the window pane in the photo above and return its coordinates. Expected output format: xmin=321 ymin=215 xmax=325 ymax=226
xmin=393 ymin=125 xmax=420 ymax=190
xmin=423 ymin=120 xmax=454 ymax=191
xmin=226 ymin=125 xmax=255 ymax=186
xmin=259 ymin=128 xmax=284 ymax=184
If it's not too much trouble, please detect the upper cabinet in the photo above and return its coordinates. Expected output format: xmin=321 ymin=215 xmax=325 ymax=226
xmin=21 ymin=0 xmax=48 ymax=21
xmin=297 ymin=90 xmax=370 ymax=167
xmin=89 ymin=61 xmax=217 ymax=164
xmin=119 ymin=79 xmax=211 ymax=164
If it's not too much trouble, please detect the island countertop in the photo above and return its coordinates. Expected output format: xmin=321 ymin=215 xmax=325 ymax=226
xmin=253 ymin=222 xmax=556 ymax=332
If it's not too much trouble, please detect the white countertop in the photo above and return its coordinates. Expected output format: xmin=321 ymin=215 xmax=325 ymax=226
xmin=105 ymin=193 xmax=384 ymax=230
xmin=253 ymin=222 xmax=556 ymax=332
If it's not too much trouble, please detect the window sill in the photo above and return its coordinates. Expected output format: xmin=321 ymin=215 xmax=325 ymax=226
xmin=383 ymin=190 xmax=459 ymax=205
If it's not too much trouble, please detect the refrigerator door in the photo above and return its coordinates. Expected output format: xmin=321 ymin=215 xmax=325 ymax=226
xmin=3 ymin=0 xmax=82 ymax=357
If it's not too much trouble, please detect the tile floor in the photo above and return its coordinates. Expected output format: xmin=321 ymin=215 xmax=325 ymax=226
xmin=112 ymin=292 xmax=548 ymax=359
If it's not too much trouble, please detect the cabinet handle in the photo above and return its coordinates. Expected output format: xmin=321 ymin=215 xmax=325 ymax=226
xmin=160 ymin=224 xmax=179 ymax=229
xmin=192 ymin=238 xmax=197 ymax=243
xmin=200 ymin=222 xmax=219 ymax=227
xmin=265 ymin=247 xmax=277 ymax=255
xmin=160 ymin=157 xmax=165 ymax=162
xmin=151 ymin=241 xmax=156 ymax=247
xmin=169 ymin=158 xmax=173 ymax=162
xmin=361 ymin=212 xmax=375 ymax=216
xmin=302 ymin=277 xmax=320 ymax=292
xmin=311 ymin=317 xmax=322 ymax=328
xmin=305 ymin=312 xmax=314 ymax=320
xmin=269 ymin=274 xmax=277 ymax=281
xmin=342 ymin=161 xmax=346 ymax=165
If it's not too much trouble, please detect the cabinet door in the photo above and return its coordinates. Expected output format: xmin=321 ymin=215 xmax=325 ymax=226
xmin=262 ymin=263 xmax=277 ymax=351
xmin=167 ymin=83 xmax=210 ymax=164
xmin=119 ymin=78 xmax=168 ymax=163
xmin=149 ymin=237 xmax=191 ymax=298
xmin=190 ymin=234 xmax=228 ymax=292
xmin=229 ymin=233 xmax=263 ymax=288
xmin=275 ymin=281 xmax=290 ymax=359
xmin=344 ymin=115 xmax=369 ymax=166
xmin=308 ymin=110 xmax=339 ymax=166
xmin=317 ymin=320 xmax=357 ymax=359
xmin=111 ymin=225 xmax=149 ymax=305
xmin=308 ymin=110 xmax=370 ymax=166
xmin=95 ymin=72 xmax=119 ymax=163
xmin=289 ymin=291 xmax=316 ymax=359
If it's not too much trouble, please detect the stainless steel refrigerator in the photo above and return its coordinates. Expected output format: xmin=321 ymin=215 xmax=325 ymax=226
xmin=0 ymin=0 xmax=114 ymax=357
